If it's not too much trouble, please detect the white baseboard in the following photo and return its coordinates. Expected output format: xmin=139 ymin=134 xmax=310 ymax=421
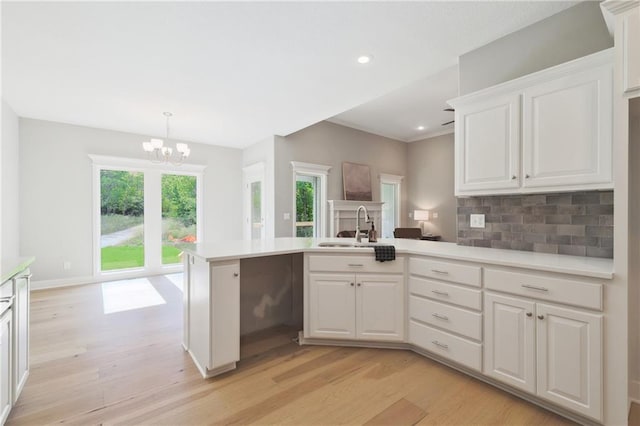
xmin=31 ymin=267 xmax=183 ymax=291
xmin=630 ymin=380 xmax=640 ymax=404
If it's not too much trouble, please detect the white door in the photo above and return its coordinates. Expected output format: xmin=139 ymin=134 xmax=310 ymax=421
xmin=522 ymin=65 xmax=613 ymax=190
xmin=536 ymin=303 xmax=603 ymax=421
xmin=0 ymin=311 xmax=12 ymax=425
xmin=308 ymin=273 xmax=356 ymax=339
xmin=356 ymin=274 xmax=404 ymax=342
xmin=484 ymin=293 xmax=536 ymax=393
xmin=243 ymin=163 xmax=265 ymax=240
xmin=455 ymin=93 xmax=521 ymax=195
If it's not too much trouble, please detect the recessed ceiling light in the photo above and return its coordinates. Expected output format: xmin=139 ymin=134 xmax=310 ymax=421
xmin=357 ymin=55 xmax=373 ymax=64
xmin=417 ymin=126 xmax=425 ymax=131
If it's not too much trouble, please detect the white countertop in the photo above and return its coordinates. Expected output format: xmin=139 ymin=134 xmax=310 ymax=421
xmin=1 ymin=256 xmax=35 ymax=284
xmin=183 ymin=238 xmax=613 ymax=280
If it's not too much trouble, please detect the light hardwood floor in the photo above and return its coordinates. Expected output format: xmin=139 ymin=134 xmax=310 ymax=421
xmin=7 ymin=275 xmax=583 ymax=425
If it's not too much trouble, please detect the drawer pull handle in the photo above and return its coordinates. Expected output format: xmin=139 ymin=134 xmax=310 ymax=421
xmin=0 ymin=297 xmax=14 ymax=304
xmin=432 ymin=340 xmax=449 ymax=349
xmin=432 ymin=313 xmax=449 ymax=321
xmin=348 ymin=264 xmax=364 ymax=267
xmin=431 ymin=269 xmax=449 ymax=275
xmin=521 ymin=284 xmax=548 ymax=292
xmin=538 ymin=315 xmax=545 ymax=320
xmin=431 ymin=290 xmax=449 ymax=296
xmin=526 ymin=312 xmax=532 ymax=317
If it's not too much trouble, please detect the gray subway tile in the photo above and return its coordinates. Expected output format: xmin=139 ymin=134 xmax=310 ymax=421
xmin=501 ymin=214 xmax=524 ymax=224
xmin=489 ymin=223 xmax=511 ymax=232
xmin=558 ymin=204 xmax=585 ymax=215
xmin=525 ymin=224 xmax=558 ymax=234
xmin=510 ymin=241 xmax=534 ymax=251
xmin=473 ymin=239 xmax=492 ymax=248
xmin=545 ymin=215 xmax=571 ymax=225
xmin=486 ymin=214 xmax=502 ymax=223
xmin=547 ymin=194 xmax=572 ymax=205
xmin=600 ymin=237 xmax=613 ymax=248
xmin=522 ymin=195 xmax=547 ymax=206
xmin=547 ymin=234 xmax=571 ymax=245
xmin=524 ymin=233 xmax=546 ymax=243
xmin=571 ymin=215 xmax=599 ymax=225
xmin=586 ymin=204 xmax=613 ymax=215
xmin=483 ymin=232 xmax=502 ymax=241
xmin=600 ymin=192 xmax=614 ymax=204
xmin=482 ymin=197 xmax=502 ymax=207
xmin=572 ymin=192 xmax=601 ymax=204
xmin=490 ymin=240 xmax=512 ymax=249
xmin=533 ymin=205 xmax=558 ymax=215
xmin=524 ymin=215 xmax=544 ymax=224
xmin=533 ymin=243 xmax=558 ymax=254
xmin=558 ymin=245 xmax=586 ymax=256
xmin=586 ymin=226 xmax=613 ymax=238
xmin=571 ymin=236 xmax=599 ymax=247
xmin=599 ymin=215 xmax=614 ymax=226
xmin=586 ymin=246 xmax=613 ymax=258
xmin=502 ymin=197 xmax=523 ymax=207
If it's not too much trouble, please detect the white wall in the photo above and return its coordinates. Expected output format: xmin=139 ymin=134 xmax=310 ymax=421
xmin=19 ymin=118 xmax=243 ymax=284
xmin=406 ymin=133 xmax=456 ymax=242
xmin=459 ymin=1 xmax=612 ymax=95
xmin=242 ymin=137 xmax=275 ymax=239
xmin=274 ymin=121 xmax=408 ymax=237
xmin=1 ymin=99 xmax=20 ymax=260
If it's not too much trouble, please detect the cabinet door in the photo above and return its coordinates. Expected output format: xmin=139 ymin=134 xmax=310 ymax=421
xmin=0 ymin=311 xmax=12 ymax=425
xmin=536 ymin=303 xmax=602 ymax=421
xmin=484 ymin=293 xmax=536 ymax=393
xmin=308 ymin=274 xmax=356 ymax=339
xmin=455 ymin=94 xmax=521 ymax=195
xmin=356 ymin=274 xmax=404 ymax=342
xmin=522 ymin=65 xmax=613 ymax=190
xmin=210 ymin=261 xmax=240 ymax=370
xmin=13 ymin=273 xmax=29 ymax=402
xmin=623 ymin=6 xmax=640 ymax=94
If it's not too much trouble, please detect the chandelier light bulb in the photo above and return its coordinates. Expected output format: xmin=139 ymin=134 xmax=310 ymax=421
xmin=141 ymin=113 xmax=190 ymax=166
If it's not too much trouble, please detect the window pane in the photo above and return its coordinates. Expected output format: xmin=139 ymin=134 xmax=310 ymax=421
xmin=100 ymin=170 xmax=144 ymax=271
xmin=162 ymin=174 xmax=197 ymax=265
xmin=251 ymin=181 xmax=262 ymax=240
xmin=296 ymin=176 xmax=316 ymax=237
xmin=381 ymin=183 xmax=396 ymax=238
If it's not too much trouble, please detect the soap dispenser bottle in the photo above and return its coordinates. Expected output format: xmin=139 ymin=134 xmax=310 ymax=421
xmin=369 ymin=222 xmax=377 ymax=243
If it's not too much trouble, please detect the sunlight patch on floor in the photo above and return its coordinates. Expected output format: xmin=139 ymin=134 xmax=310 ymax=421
xmin=165 ymin=273 xmax=183 ymax=292
xmin=101 ymin=278 xmax=166 ymax=314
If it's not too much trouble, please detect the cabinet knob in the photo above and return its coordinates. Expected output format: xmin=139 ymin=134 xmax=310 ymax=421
xmin=350 ymin=282 xmax=354 ymax=287
xmin=525 ymin=174 xmax=531 ymax=179
xmin=357 ymin=283 xmax=361 ymax=287
xmin=526 ymin=312 xmax=532 ymax=317
xmin=537 ymin=314 xmax=544 ymax=320
xmin=233 ymin=273 xmax=239 ymax=277
xmin=511 ymin=175 xmax=517 ymax=180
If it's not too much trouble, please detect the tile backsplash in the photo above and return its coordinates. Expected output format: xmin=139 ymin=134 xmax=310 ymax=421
xmin=457 ymin=191 xmax=613 ymax=258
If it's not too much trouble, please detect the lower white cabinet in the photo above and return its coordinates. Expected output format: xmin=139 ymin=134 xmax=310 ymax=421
xmin=308 ymin=272 xmax=404 ymax=342
xmin=13 ymin=271 xmax=30 ymax=402
xmin=0 ymin=310 xmax=12 ymax=425
xmin=484 ymin=292 xmax=603 ymax=421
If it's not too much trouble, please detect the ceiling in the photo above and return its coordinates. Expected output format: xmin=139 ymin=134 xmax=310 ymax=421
xmin=328 ymin=65 xmax=459 ymax=142
xmin=2 ymin=1 xmax=578 ymax=149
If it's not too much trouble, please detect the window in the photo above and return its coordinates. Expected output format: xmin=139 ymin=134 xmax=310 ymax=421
xmin=291 ymin=162 xmax=331 ymax=238
xmin=380 ymin=174 xmax=403 ymax=238
xmin=243 ymin=162 xmax=265 ymax=240
xmin=91 ymin=155 xmax=204 ymax=277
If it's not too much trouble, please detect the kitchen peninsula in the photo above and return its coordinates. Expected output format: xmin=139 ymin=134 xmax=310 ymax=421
xmin=183 ymin=238 xmax=614 ymax=425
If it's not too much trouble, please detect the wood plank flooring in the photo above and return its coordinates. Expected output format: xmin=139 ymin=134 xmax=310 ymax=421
xmin=7 ymin=275 xmax=582 ymax=425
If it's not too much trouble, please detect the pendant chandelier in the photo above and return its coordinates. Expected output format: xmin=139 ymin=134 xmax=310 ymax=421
xmin=142 ymin=112 xmax=190 ymax=165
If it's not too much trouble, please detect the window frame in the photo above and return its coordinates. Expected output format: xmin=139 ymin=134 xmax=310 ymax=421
xmin=291 ymin=161 xmax=331 ymax=238
xmin=90 ymin=154 xmax=205 ymax=279
xmin=379 ymin=173 xmax=403 ymax=238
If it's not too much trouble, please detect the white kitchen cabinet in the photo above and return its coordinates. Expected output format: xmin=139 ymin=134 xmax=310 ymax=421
xmin=308 ymin=272 xmax=404 ymax=342
xmin=450 ymin=49 xmax=613 ymax=196
xmin=186 ymin=256 xmax=240 ymax=377
xmin=455 ymin=94 xmax=521 ymax=194
xmin=621 ymin=3 xmax=640 ymax=95
xmin=0 ymin=310 xmax=12 ymax=426
xmin=522 ymin=66 xmax=613 ymax=190
xmin=13 ymin=271 xmax=30 ymax=402
xmin=484 ymin=292 xmax=603 ymax=421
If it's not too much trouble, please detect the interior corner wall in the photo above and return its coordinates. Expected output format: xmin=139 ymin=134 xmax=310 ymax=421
xmin=242 ymin=137 xmax=275 ymax=239
xmin=273 ymin=121 xmax=408 ymax=238
xmin=1 ymin=99 xmax=20 ymax=260
xmin=459 ymin=1 xmax=613 ymax=95
xmin=406 ymin=133 xmax=456 ymax=242
xmin=19 ymin=118 xmax=243 ymax=283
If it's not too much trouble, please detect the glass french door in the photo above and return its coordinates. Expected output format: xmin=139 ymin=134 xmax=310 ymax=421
xmin=161 ymin=174 xmax=197 ymax=264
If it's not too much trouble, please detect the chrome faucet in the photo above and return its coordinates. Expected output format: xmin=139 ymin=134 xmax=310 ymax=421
xmin=355 ymin=205 xmax=369 ymax=242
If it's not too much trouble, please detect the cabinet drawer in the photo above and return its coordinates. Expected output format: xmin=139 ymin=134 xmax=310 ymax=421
xmin=485 ymin=268 xmax=603 ymax=311
xmin=409 ymin=276 xmax=482 ymax=310
xmin=409 ymin=320 xmax=482 ymax=371
xmin=409 ymin=296 xmax=482 ymax=341
xmin=410 ymin=257 xmax=481 ymax=287
xmin=308 ymin=255 xmax=404 ymax=274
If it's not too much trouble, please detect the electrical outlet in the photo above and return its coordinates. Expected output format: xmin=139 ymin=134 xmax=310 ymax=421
xmin=432 ymin=212 xmax=439 ymax=219
xmin=283 ymin=213 xmax=291 ymax=220
xmin=409 ymin=212 xmax=413 ymax=219
xmin=470 ymin=214 xmax=485 ymax=228
xmin=63 ymin=261 xmax=71 ymax=271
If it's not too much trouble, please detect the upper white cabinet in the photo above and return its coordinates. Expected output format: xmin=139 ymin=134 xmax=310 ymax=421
xmin=450 ymin=49 xmax=614 ymax=196
xmin=604 ymin=0 xmax=640 ymax=96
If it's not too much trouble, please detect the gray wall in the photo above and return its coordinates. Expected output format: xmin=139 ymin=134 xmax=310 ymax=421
xmin=274 ymin=121 xmax=408 ymax=237
xmin=459 ymin=1 xmax=613 ymax=95
xmin=406 ymin=133 xmax=456 ymax=242
xmin=1 ymin=100 xmax=20 ymax=260
xmin=19 ymin=118 xmax=243 ymax=282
